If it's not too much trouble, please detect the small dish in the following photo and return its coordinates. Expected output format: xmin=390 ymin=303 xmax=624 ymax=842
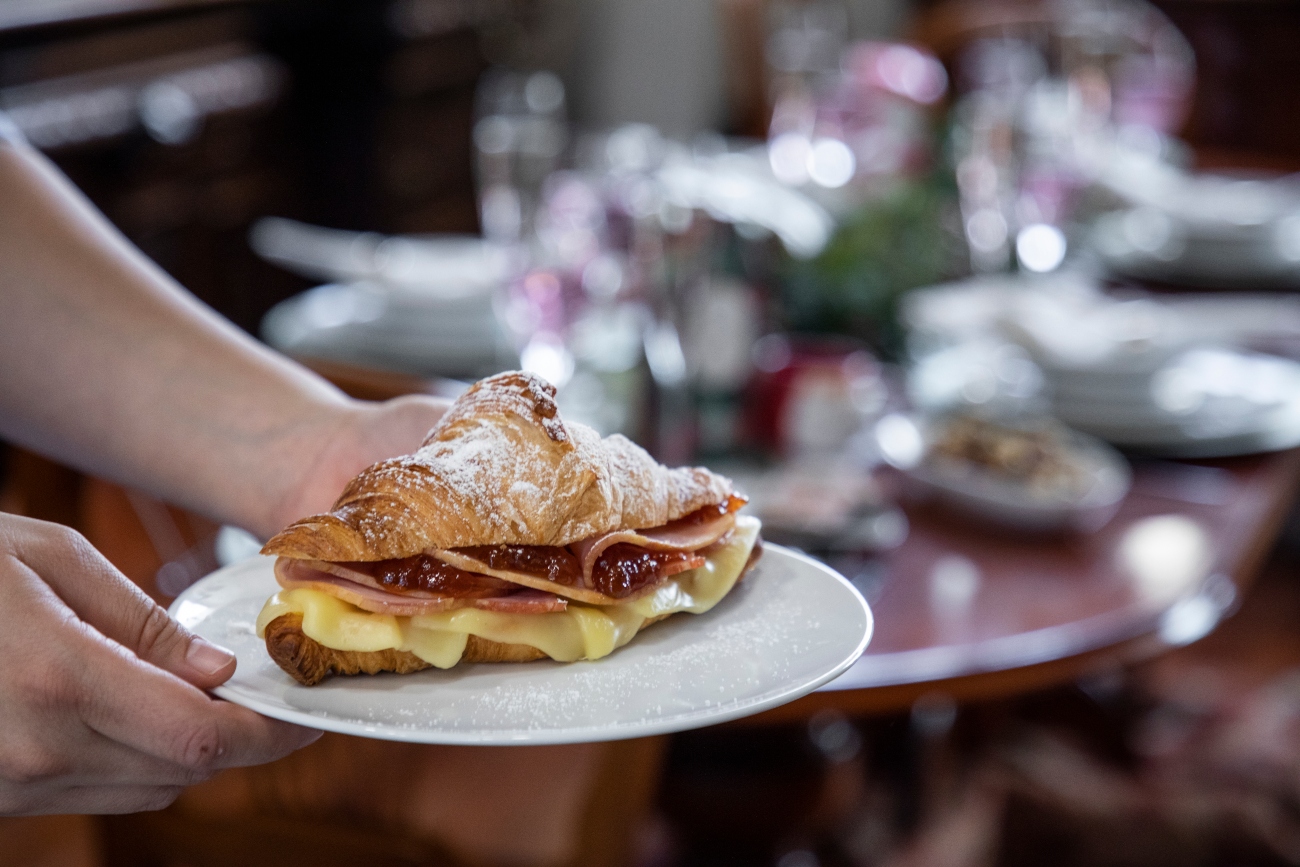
xmin=875 ymin=412 xmax=1132 ymax=532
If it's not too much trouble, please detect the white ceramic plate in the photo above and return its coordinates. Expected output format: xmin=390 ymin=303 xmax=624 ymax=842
xmin=169 ymin=546 xmax=872 ymax=745
xmin=1052 ymin=351 xmax=1300 ymax=458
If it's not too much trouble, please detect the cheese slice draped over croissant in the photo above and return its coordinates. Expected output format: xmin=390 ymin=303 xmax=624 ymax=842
xmin=262 ymin=371 xmax=734 ymax=561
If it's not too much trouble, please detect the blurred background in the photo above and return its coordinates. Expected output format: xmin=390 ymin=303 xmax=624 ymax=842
xmin=9 ymin=0 xmax=1300 ymax=865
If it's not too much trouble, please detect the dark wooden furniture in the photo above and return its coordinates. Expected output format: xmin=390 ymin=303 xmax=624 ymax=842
xmin=0 ymin=0 xmax=495 ymax=334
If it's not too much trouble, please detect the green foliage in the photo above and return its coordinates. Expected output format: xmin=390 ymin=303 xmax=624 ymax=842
xmin=780 ymin=174 xmax=960 ymax=358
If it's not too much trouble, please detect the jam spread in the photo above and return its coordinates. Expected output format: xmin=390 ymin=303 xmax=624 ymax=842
xmin=588 ymin=545 xmax=705 ymax=598
xmin=342 ymin=499 xmax=744 ymax=599
xmin=453 ymin=544 xmax=582 ymax=585
xmin=664 ymin=494 xmax=746 ymax=529
xmin=344 ymin=556 xmax=516 ymax=597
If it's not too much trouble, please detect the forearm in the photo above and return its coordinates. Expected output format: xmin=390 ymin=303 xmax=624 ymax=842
xmin=0 ymin=142 xmax=355 ymax=534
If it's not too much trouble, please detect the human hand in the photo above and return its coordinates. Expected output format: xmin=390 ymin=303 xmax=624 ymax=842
xmin=266 ymin=394 xmax=451 ymax=536
xmin=0 ymin=513 xmax=320 ymax=815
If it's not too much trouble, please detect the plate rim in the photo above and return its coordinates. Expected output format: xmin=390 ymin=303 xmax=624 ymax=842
xmin=173 ymin=543 xmax=873 ymax=745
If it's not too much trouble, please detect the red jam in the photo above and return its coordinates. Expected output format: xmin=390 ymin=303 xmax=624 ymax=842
xmin=656 ymin=495 xmax=747 ymax=531
xmin=452 ymin=545 xmax=582 ymax=585
xmin=343 ymin=498 xmax=741 ymax=599
xmin=344 ymin=556 xmax=516 ymax=597
xmin=588 ymin=545 xmax=705 ymax=598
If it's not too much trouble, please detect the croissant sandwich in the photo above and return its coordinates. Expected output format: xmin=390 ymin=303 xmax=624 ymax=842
xmin=256 ymin=371 xmax=763 ymax=685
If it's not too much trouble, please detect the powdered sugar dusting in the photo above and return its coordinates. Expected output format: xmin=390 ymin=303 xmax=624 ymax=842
xmin=264 ymin=371 xmax=734 ymax=559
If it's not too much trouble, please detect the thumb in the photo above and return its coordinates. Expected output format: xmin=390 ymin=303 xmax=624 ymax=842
xmin=10 ymin=516 xmax=236 ymax=689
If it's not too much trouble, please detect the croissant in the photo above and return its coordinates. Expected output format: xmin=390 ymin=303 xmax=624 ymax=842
xmin=263 ymin=371 xmax=733 ymax=560
xmin=257 ymin=371 xmax=762 ymax=684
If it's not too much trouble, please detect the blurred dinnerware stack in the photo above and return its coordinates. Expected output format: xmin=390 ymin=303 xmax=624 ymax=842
xmin=903 ymin=273 xmax=1300 ymax=459
xmin=1091 ymin=167 xmax=1300 ymax=289
xmin=254 ymin=218 xmax=520 ymax=380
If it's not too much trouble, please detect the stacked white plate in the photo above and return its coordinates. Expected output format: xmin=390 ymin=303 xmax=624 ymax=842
xmin=1091 ymin=167 xmax=1300 ymax=289
xmin=1047 ymin=347 xmax=1300 ymax=458
xmin=252 ymin=222 xmax=521 ymax=380
xmin=904 ymin=275 xmax=1300 ymax=458
xmin=262 ymin=281 xmax=518 ymax=380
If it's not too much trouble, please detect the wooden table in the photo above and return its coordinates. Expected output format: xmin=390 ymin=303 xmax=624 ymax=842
xmin=754 ymin=449 xmax=1300 ymax=721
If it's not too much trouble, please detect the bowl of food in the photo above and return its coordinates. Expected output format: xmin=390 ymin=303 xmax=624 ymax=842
xmin=874 ymin=411 xmax=1131 ymax=532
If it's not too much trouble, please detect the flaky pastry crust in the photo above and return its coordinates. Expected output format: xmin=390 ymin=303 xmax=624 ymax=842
xmin=262 ymin=371 xmax=732 ymax=561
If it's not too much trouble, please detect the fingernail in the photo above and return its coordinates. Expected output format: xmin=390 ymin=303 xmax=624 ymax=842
xmin=186 ymin=638 xmax=236 ymax=676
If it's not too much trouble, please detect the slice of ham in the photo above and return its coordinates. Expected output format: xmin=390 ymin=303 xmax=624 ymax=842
xmin=275 ymin=559 xmax=567 ymax=616
xmin=308 ymin=557 xmax=517 ymax=597
xmin=571 ymin=511 xmax=737 ymax=582
xmin=431 ymin=548 xmax=617 ymax=606
xmin=471 ymin=589 xmax=571 ymax=614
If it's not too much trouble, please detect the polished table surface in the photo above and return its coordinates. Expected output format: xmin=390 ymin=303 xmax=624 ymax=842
xmin=754 ymin=449 xmax=1300 ymax=719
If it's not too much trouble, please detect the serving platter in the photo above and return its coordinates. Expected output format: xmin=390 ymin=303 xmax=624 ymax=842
xmin=170 ymin=545 xmax=872 ymax=745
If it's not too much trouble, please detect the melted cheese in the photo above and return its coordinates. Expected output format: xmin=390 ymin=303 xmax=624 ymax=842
xmin=256 ymin=516 xmax=760 ymax=668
